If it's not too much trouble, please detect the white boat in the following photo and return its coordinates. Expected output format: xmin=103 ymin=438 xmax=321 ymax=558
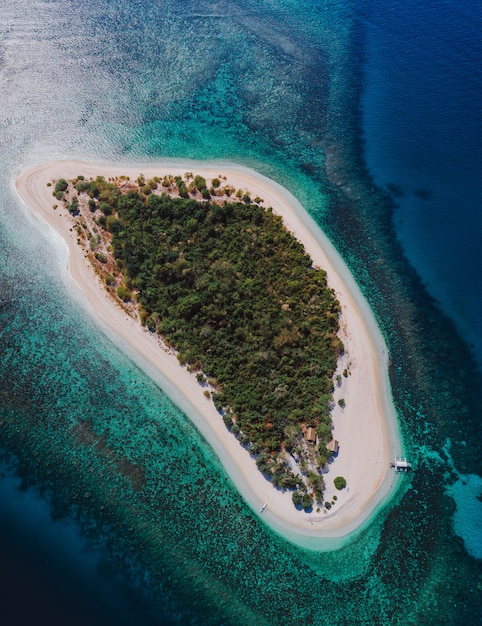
xmin=391 ymin=456 xmax=412 ymax=472
xmin=259 ymin=503 xmax=268 ymax=513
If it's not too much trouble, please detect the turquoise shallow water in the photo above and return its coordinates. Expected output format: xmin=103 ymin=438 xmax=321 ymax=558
xmin=0 ymin=0 xmax=481 ymax=624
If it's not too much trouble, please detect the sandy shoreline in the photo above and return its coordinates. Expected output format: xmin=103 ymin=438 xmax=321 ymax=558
xmin=16 ymin=159 xmax=402 ymax=547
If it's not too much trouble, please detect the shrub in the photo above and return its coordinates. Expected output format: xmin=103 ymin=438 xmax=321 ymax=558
xmin=325 ymin=501 xmax=332 ymax=510
xmin=76 ymin=181 xmax=91 ymax=193
xmin=177 ymin=182 xmax=189 ymax=198
xmin=334 ymin=476 xmax=347 ymax=490
xmin=55 ymin=179 xmax=68 ymax=193
xmin=117 ymin=286 xmax=131 ymax=302
xmin=105 ymin=275 xmax=115 ymax=286
xmin=94 ymin=252 xmax=107 ymax=264
xmin=314 ymin=489 xmax=324 ymax=504
xmin=68 ymin=197 xmax=79 ymax=215
xmin=194 ymin=175 xmax=207 ymax=191
xmin=338 ymin=398 xmax=345 ymax=408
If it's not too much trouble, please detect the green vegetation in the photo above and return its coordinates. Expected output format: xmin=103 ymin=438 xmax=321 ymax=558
xmin=292 ymin=490 xmax=303 ymax=507
xmin=301 ymin=492 xmax=313 ymax=511
xmin=53 ymin=178 xmax=69 ymax=200
xmin=334 ymin=476 xmax=347 ymax=490
xmin=55 ymin=178 xmax=68 ymax=193
xmin=94 ymin=252 xmax=107 ymax=264
xmin=57 ymin=174 xmax=343 ymax=501
xmin=116 ymin=285 xmax=132 ymax=302
xmin=68 ymin=196 xmax=79 ymax=215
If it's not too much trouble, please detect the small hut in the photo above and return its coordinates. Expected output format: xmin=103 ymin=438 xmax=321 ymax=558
xmin=327 ymin=439 xmax=339 ymax=455
xmin=304 ymin=427 xmax=317 ymax=444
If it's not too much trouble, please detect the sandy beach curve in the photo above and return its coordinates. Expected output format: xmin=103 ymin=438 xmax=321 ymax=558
xmin=15 ymin=159 xmax=403 ymax=548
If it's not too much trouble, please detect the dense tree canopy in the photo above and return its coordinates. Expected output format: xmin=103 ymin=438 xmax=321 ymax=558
xmin=60 ymin=175 xmax=343 ymax=494
xmin=112 ymin=191 xmax=341 ymax=447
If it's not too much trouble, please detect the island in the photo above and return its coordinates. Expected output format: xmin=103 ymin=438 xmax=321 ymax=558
xmin=16 ymin=161 xmax=401 ymax=541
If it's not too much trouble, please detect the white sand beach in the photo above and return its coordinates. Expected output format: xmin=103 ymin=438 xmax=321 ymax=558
xmin=16 ymin=159 xmax=402 ymax=545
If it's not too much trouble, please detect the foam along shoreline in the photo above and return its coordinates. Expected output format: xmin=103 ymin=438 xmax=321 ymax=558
xmin=16 ymin=159 xmax=402 ymax=547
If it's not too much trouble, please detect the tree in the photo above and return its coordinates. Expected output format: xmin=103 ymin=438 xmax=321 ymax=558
xmin=99 ymin=201 xmax=112 ymax=215
xmin=334 ymin=476 xmax=347 ymax=490
xmin=292 ymin=490 xmax=302 ymax=507
xmin=301 ymin=493 xmax=313 ymax=511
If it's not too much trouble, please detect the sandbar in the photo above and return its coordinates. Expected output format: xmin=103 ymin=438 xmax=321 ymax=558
xmin=16 ymin=159 xmax=402 ymax=548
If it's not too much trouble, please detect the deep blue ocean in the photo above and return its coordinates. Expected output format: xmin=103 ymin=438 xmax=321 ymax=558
xmin=0 ymin=1 xmax=481 ymax=624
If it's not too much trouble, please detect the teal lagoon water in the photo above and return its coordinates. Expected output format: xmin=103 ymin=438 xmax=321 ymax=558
xmin=0 ymin=0 xmax=481 ymax=624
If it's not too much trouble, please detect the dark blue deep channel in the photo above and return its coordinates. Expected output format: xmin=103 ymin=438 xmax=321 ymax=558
xmin=360 ymin=0 xmax=482 ymax=368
